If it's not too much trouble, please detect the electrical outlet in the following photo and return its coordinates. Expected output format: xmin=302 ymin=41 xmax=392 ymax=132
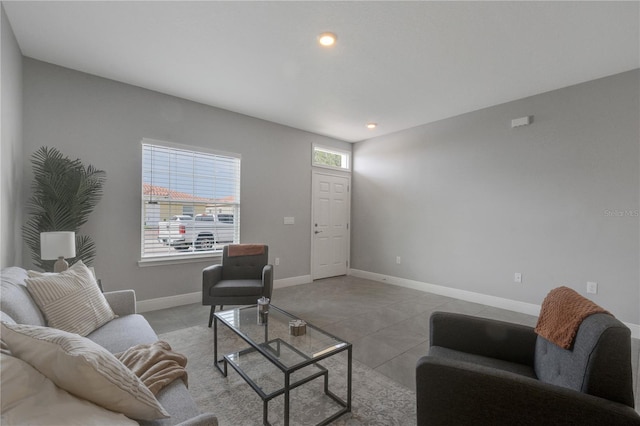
xmin=275 ymin=257 xmax=280 ymax=266
xmin=514 ymin=273 xmax=522 ymax=283
xmin=587 ymin=281 xmax=598 ymax=294
xmin=396 ymin=256 xmax=401 ymax=264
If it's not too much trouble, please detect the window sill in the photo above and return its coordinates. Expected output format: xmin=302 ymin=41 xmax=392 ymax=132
xmin=138 ymin=252 xmax=222 ymax=267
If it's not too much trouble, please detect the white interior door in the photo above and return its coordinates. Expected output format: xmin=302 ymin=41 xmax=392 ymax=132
xmin=312 ymin=172 xmax=350 ymax=280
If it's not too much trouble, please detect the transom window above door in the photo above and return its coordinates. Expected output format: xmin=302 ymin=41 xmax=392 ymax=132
xmin=312 ymin=144 xmax=351 ymax=172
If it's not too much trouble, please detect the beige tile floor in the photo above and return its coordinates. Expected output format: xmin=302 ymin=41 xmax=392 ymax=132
xmin=143 ymin=275 xmax=640 ymax=412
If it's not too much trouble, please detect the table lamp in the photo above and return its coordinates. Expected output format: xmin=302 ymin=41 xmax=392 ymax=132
xmin=40 ymin=231 xmax=76 ymax=272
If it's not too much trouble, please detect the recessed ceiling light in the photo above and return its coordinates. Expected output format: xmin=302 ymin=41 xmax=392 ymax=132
xmin=366 ymin=122 xmax=377 ymax=129
xmin=318 ymin=32 xmax=337 ymax=47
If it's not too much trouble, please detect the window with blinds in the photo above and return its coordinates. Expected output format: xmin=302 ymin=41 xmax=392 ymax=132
xmin=141 ymin=140 xmax=241 ymax=258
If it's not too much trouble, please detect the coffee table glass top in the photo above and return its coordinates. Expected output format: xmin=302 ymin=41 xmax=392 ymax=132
xmin=215 ymin=304 xmax=348 ymax=370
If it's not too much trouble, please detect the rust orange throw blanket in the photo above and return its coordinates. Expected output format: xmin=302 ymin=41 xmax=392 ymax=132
xmin=535 ymin=286 xmax=610 ymax=349
xmin=228 ymin=244 xmax=265 ymax=257
xmin=116 ymin=341 xmax=188 ymax=395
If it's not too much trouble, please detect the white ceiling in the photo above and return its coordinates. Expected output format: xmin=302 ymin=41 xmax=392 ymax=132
xmin=4 ymin=1 xmax=639 ymax=142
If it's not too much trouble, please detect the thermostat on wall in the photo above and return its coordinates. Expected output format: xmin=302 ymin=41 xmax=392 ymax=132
xmin=511 ymin=116 xmax=533 ymax=128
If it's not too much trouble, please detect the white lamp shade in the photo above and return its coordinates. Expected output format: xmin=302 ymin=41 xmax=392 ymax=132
xmin=40 ymin=232 xmax=76 ymax=260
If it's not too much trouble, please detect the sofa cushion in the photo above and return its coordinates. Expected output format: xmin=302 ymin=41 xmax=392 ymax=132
xmin=0 ymin=311 xmax=16 ymax=325
xmin=88 ymin=315 xmax=211 ymax=426
xmin=0 ymin=352 xmax=138 ymax=425
xmin=26 ymin=260 xmax=116 ymax=336
xmin=1 ymin=322 xmax=169 ymax=421
xmin=0 ymin=267 xmax=46 ymax=326
xmin=209 ymin=279 xmax=265 ymax=297
xmin=89 ymin=313 xmax=159 ymax=354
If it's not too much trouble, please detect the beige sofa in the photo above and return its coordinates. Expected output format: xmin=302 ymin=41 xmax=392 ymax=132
xmin=1 ymin=266 xmax=217 ymax=426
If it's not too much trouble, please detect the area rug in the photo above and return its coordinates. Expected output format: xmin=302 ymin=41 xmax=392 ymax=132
xmin=159 ymin=325 xmax=416 ymax=425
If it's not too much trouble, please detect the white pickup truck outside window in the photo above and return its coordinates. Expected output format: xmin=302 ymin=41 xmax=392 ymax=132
xmin=141 ymin=139 xmax=241 ymax=260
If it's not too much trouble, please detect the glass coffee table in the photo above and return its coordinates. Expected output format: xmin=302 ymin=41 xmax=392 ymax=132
xmin=213 ymin=304 xmax=352 ymax=426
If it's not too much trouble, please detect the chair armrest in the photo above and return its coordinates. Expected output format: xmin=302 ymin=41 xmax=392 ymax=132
xmin=416 ymin=356 xmax=640 ymax=426
xmin=103 ymin=290 xmax=136 ymax=316
xmin=202 ymin=265 xmax=223 ymax=304
xmin=175 ymin=413 xmax=218 ymax=426
xmin=430 ymin=311 xmax=537 ymax=365
xmin=262 ymin=264 xmax=274 ymax=299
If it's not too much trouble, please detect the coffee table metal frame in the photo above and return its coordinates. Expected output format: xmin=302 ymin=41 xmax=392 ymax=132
xmin=213 ymin=304 xmax=352 ymax=426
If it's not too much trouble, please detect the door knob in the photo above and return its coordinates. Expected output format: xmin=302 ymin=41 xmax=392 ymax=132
xmin=314 ymin=230 xmax=322 ymax=234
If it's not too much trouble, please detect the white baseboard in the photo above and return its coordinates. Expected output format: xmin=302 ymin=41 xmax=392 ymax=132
xmin=137 ymin=275 xmax=312 ymax=313
xmin=349 ymin=269 xmax=640 ymax=339
xmin=136 ymin=291 xmax=201 ymax=313
xmin=273 ymin=275 xmax=312 ymax=289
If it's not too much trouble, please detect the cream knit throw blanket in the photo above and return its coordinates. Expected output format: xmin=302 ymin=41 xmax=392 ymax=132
xmin=116 ymin=340 xmax=188 ymax=395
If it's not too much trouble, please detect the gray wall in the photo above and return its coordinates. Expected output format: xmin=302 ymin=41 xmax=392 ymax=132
xmin=22 ymin=59 xmax=350 ymax=301
xmin=0 ymin=5 xmax=23 ymax=268
xmin=352 ymin=70 xmax=639 ymax=324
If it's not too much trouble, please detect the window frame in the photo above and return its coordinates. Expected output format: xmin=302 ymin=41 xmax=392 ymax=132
xmin=139 ymin=138 xmax=241 ymax=265
xmin=312 ymin=144 xmax=351 ymax=172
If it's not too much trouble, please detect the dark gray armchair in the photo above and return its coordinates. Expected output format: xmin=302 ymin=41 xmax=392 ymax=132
xmin=202 ymin=245 xmax=273 ymax=327
xmin=416 ymin=311 xmax=640 ymax=425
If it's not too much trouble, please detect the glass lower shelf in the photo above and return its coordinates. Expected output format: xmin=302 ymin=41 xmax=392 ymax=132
xmin=223 ymin=339 xmax=329 ymax=398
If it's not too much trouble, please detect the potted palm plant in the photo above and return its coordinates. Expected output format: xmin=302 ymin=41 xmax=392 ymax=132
xmin=23 ymin=147 xmax=106 ymax=271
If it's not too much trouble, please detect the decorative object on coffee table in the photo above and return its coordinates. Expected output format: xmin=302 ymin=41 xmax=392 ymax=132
xmin=257 ymin=296 xmax=270 ymax=325
xmin=288 ymin=320 xmax=307 ymax=336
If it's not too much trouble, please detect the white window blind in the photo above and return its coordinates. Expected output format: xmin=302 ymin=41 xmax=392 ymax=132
xmin=141 ymin=140 xmax=240 ymax=258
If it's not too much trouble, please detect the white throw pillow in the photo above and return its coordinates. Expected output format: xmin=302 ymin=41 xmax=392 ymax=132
xmin=1 ymin=353 xmax=138 ymax=425
xmin=26 ymin=260 xmax=116 ymax=336
xmin=1 ymin=322 xmax=169 ymax=421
